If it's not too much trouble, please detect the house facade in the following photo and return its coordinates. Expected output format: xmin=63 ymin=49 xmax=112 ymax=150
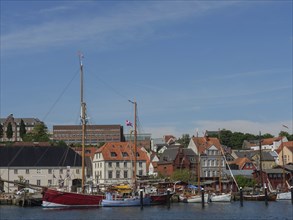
xmin=157 ymin=146 xmax=197 ymax=177
xmin=0 ymin=145 xmax=82 ymax=193
xmin=92 ymin=142 xmax=148 ymax=185
xmin=0 ymin=114 xmax=43 ymax=142
xmin=244 ymin=137 xmax=288 ymax=151
xmin=188 ymin=136 xmax=226 ymax=178
xmin=276 ymin=141 xmax=293 ymax=165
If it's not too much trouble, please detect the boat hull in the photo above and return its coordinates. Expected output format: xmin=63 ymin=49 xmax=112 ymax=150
xmin=243 ymin=193 xmax=276 ymax=201
xmin=276 ymin=192 xmax=291 ymax=200
xmin=210 ymin=193 xmax=232 ymax=202
xmin=42 ymin=188 xmax=104 ymax=208
xmin=101 ymin=196 xmax=151 ymax=207
xmin=179 ymin=194 xmax=209 ymax=203
xmin=150 ymin=192 xmax=174 ymax=205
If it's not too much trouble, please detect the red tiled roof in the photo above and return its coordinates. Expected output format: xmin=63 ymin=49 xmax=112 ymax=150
xmin=96 ymin=142 xmax=148 ymax=162
xmin=192 ymin=136 xmax=222 ymax=154
xmin=262 ymin=137 xmax=282 ymax=145
xmin=232 ymin=157 xmax=254 ymax=169
xmin=276 ymin=141 xmax=293 ymax=154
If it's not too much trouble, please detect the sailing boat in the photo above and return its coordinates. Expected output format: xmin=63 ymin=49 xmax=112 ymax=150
xmin=100 ymin=101 xmax=173 ymax=206
xmin=42 ymin=53 xmax=104 ymax=208
xmin=243 ymin=133 xmax=276 ymax=201
xmin=179 ymin=153 xmax=209 ymax=203
xmin=210 ymin=146 xmax=232 ymax=202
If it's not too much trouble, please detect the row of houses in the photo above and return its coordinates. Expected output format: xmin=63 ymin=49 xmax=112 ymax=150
xmin=1 ymin=134 xmax=292 ymax=194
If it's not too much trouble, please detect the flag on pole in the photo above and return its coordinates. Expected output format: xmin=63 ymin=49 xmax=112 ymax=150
xmin=126 ymin=120 xmax=133 ymax=127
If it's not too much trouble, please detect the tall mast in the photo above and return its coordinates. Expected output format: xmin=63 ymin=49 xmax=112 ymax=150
xmin=129 ymin=99 xmax=137 ymax=190
xmin=281 ymin=137 xmax=286 ymax=190
xmin=79 ymin=52 xmax=86 ymax=193
xmin=259 ymin=131 xmax=263 ymax=191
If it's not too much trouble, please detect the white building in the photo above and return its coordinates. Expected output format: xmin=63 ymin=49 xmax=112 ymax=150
xmin=93 ymin=142 xmax=148 ymax=185
xmin=0 ymin=144 xmax=82 ymax=193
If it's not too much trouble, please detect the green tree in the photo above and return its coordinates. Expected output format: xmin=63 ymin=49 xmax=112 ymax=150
xmin=177 ymin=134 xmax=191 ymax=148
xmin=235 ymin=175 xmax=256 ymax=188
xmin=219 ymin=129 xmax=233 ymax=147
xmin=6 ymin=122 xmax=13 ymax=140
xmin=262 ymin=133 xmax=274 ymax=139
xmin=19 ymin=119 xmax=27 ymax=139
xmin=171 ymin=169 xmax=191 ymax=182
xmin=0 ymin=124 xmax=3 ymax=139
xmin=23 ymin=122 xmax=50 ymax=142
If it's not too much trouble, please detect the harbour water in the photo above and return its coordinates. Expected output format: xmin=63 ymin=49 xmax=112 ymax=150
xmin=0 ymin=201 xmax=292 ymax=220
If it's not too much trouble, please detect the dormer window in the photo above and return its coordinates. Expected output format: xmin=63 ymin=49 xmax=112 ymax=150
xmin=122 ymin=152 xmax=129 ymax=157
xmin=111 ymin=152 xmax=117 ymax=157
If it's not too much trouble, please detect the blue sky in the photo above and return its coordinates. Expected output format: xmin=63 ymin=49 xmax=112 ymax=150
xmin=1 ymin=1 xmax=292 ymax=138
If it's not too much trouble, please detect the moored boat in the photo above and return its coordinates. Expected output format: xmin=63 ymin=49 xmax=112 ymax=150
xmin=42 ymin=188 xmax=104 ymax=208
xmin=179 ymin=193 xmax=209 ymax=203
xmin=210 ymin=192 xmax=232 ymax=202
xmin=243 ymin=193 xmax=276 ymax=201
xmin=101 ymin=192 xmax=151 ymax=207
xmin=42 ymin=53 xmax=104 ymax=208
xmin=276 ymin=191 xmax=291 ymax=200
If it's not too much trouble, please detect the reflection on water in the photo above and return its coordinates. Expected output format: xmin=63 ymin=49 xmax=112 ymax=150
xmin=0 ymin=201 xmax=292 ymax=220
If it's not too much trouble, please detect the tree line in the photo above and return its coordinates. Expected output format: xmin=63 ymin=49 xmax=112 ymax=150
xmin=177 ymin=129 xmax=293 ymax=149
xmin=0 ymin=120 xmax=50 ymax=142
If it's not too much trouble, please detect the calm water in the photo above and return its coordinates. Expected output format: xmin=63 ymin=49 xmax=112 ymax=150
xmin=0 ymin=201 xmax=292 ymax=220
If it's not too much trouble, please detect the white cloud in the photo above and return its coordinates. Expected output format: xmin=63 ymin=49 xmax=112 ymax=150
xmin=1 ymin=1 xmax=237 ymax=53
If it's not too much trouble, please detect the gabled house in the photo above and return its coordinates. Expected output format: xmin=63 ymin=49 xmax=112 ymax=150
xmin=148 ymin=151 xmax=159 ymax=176
xmin=188 ymin=136 xmax=226 ymax=178
xmin=0 ymin=144 xmax=82 ymax=193
xmin=228 ymin=157 xmax=256 ymax=170
xmin=276 ymin=141 xmax=293 ymax=165
xmin=251 ymin=151 xmax=276 ymax=170
xmin=92 ymin=142 xmax=148 ymax=185
xmin=157 ymin=146 xmax=197 ymax=177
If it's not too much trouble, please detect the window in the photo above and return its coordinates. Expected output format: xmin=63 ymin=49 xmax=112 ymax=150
xmin=26 ymin=169 xmax=29 ymax=174
xmin=37 ymin=180 xmax=41 ymax=186
xmin=124 ymin=162 xmax=127 ymax=168
xmin=116 ymin=171 xmax=120 ymax=179
xmin=48 ymin=169 xmax=52 ymax=174
xmin=14 ymin=169 xmax=18 ymax=174
xmin=124 ymin=170 xmax=128 ymax=178
xmin=122 ymin=152 xmax=129 ymax=157
xmin=48 ymin=180 xmax=52 ymax=185
xmin=116 ymin=162 xmax=119 ymax=168
xmin=108 ymin=162 xmax=112 ymax=168
xmin=60 ymin=169 xmax=63 ymax=174
xmin=139 ymin=162 xmax=142 ymax=168
xmin=76 ymin=169 xmax=80 ymax=174
xmin=139 ymin=170 xmax=143 ymax=176
xmin=108 ymin=171 xmax=113 ymax=179
xmin=111 ymin=152 xmax=117 ymax=157
xmin=37 ymin=169 xmax=41 ymax=174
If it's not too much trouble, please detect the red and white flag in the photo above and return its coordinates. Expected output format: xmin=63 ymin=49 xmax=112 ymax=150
xmin=126 ymin=120 xmax=133 ymax=127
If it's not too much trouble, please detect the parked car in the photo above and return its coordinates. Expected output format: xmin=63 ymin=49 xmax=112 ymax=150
xmin=16 ymin=188 xmax=36 ymax=195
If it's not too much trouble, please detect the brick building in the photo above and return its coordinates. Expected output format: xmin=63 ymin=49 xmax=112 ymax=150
xmin=53 ymin=124 xmax=124 ymax=145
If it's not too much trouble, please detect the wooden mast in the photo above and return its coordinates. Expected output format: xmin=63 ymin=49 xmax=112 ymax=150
xmin=129 ymin=99 xmax=137 ymax=190
xmin=259 ymin=131 xmax=264 ymax=192
xmin=79 ymin=52 xmax=86 ymax=193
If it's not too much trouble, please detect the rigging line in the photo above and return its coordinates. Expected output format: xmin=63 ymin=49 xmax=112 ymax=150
xmin=33 ymin=146 xmax=50 ymax=166
xmin=42 ymin=69 xmax=80 ymax=122
xmin=86 ymin=67 xmax=129 ymax=101
xmin=62 ymin=146 xmax=70 ymax=166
